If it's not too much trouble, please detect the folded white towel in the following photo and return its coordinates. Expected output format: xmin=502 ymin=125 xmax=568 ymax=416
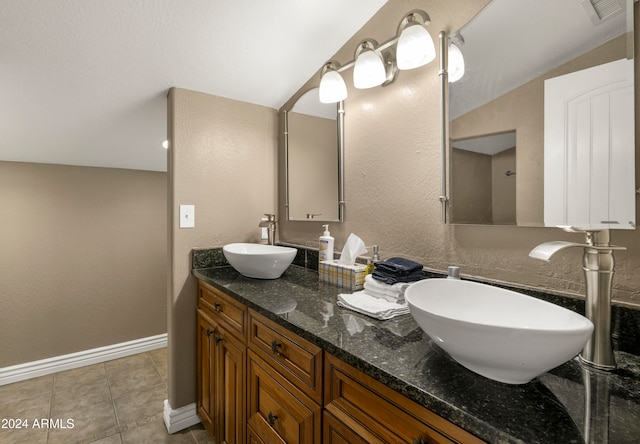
xmin=337 ymin=291 xmax=410 ymax=320
xmin=363 ymin=274 xmax=410 ymax=302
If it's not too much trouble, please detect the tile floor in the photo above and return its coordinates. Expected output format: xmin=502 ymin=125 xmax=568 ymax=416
xmin=0 ymin=348 xmax=214 ymax=444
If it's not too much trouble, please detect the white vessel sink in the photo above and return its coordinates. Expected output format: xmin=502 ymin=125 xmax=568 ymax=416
xmin=223 ymin=243 xmax=297 ymax=279
xmin=405 ymin=279 xmax=593 ymax=384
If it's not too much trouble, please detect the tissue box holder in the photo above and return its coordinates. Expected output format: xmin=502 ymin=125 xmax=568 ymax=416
xmin=319 ymin=260 xmax=366 ymax=291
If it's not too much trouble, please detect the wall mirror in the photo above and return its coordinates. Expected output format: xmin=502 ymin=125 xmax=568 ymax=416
xmin=447 ymin=0 xmax=634 ymax=227
xmin=284 ymin=87 xmax=344 ymax=222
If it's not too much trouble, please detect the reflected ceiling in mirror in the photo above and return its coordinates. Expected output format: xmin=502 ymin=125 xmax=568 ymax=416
xmin=448 ymin=0 xmax=632 ymax=227
xmin=450 ymin=0 xmax=629 ymax=120
xmin=285 ymin=88 xmax=343 ymax=222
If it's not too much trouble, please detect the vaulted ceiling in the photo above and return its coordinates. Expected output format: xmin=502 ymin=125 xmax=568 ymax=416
xmin=0 ymin=1 xmax=387 ymax=171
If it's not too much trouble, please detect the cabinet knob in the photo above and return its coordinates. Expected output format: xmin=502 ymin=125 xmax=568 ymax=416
xmin=267 ymin=411 xmax=278 ymax=427
xmin=270 ymin=340 xmax=282 ymax=355
xmin=214 ymin=335 xmax=222 ymax=345
xmin=412 ymin=437 xmax=425 ymax=444
xmin=213 ymin=302 xmax=222 ymax=312
xmin=206 ymin=329 xmax=214 ymax=338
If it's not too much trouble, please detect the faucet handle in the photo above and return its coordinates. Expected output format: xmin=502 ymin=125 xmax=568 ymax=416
xmin=263 ymin=213 xmax=275 ymax=221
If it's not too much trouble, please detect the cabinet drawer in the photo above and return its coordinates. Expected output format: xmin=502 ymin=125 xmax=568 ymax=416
xmin=247 ymin=351 xmax=321 ymax=444
xmin=324 ymin=353 xmax=485 ymax=444
xmin=198 ymin=280 xmax=247 ymax=342
xmin=248 ymin=309 xmax=323 ymax=404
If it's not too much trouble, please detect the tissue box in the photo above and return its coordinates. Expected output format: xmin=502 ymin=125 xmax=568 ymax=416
xmin=319 ymin=260 xmax=367 ymax=290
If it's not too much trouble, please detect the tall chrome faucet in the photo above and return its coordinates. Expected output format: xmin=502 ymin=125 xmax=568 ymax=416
xmin=529 ymin=228 xmax=626 ymax=370
xmin=258 ymin=213 xmax=276 ymax=245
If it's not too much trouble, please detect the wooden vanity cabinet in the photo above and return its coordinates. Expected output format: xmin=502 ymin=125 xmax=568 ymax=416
xmin=196 ymin=279 xmax=484 ymax=444
xmin=247 ymin=309 xmax=323 ymax=443
xmin=197 ymin=281 xmax=248 ymax=444
xmin=324 ymin=353 xmax=485 ymax=444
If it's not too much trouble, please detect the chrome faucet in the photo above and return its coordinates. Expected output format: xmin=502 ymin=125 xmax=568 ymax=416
xmin=529 ymin=228 xmax=626 ymax=370
xmin=258 ymin=213 xmax=276 ymax=245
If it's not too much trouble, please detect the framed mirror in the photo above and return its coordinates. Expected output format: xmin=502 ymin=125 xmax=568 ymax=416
xmin=284 ymin=88 xmax=344 ymax=222
xmin=447 ymin=0 xmax=633 ymax=226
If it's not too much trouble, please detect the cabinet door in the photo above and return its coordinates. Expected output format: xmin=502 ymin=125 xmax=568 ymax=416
xmin=323 ymin=410 xmax=368 ymax=444
xmin=248 ymin=423 xmax=267 ymax=444
xmin=196 ymin=309 xmax=216 ymax=436
xmin=247 ymin=350 xmax=321 ymax=443
xmin=216 ymin=326 xmax=246 ymax=444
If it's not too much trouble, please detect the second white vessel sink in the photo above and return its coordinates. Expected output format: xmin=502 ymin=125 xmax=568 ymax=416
xmin=223 ymin=243 xmax=297 ymax=279
xmin=405 ymin=278 xmax=593 ymax=384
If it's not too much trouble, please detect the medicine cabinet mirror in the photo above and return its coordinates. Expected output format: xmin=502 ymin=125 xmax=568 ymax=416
xmin=284 ymin=87 xmax=344 ymax=222
xmin=447 ymin=0 xmax=634 ymax=227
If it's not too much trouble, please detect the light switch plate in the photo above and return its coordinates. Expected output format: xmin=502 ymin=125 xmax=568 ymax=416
xmin=179 ymin=205 xmax=195 ymax=228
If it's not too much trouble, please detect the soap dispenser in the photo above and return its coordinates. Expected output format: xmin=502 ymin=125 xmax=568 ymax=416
xmin=319 ymin=224 xmax=334 ymax=262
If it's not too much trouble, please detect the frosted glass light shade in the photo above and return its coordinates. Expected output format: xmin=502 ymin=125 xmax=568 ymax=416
xmin=353 ymin=49 xmax=386 ymax=89
xmin=396 ymin=24 xmax=435 ymax=70
xmin=319 ymin=70 xmax=347 ymax=103
xmin=448 ymin=43 xmax=465 ymax=83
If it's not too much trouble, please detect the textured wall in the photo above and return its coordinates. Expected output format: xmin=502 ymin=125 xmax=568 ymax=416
xmin=0 ymin=162 xmax=167 ymax=367
xmin=167 ymin=88 xmax=277 ymax=408
xmin=279 ymin=0 xmax=640 ymax=307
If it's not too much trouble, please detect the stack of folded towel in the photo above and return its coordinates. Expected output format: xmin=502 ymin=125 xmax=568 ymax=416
xmin=372 ymin=257 xmax=425 ymax=284
xmin=337 ymin=257 xmax=424 ymax=320
xmin=363 ymin=274 xmax=410 ymax=303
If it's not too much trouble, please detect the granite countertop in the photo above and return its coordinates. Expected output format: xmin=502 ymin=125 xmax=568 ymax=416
xmin=193 ymin=265 xmax=640 ymax=444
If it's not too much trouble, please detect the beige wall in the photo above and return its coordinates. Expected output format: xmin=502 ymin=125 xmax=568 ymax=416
xmin=451 ymin=148 xmax=492 ymax=224
xmin=167 ymin=88 xmax=277 ymax=408
xmin=278 ymin=0 xmax=640 ymax=307
xmin=0 ymin=161 xmax=167 ymax=368
xmin=492 ymin=147 xmax=516 ymax=225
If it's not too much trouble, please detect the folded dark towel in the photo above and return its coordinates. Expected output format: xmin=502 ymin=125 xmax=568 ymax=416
xmin=374 ymin=257 xmax=423 ymax=275
xmin=372 ymin=269 xmax=425 ymax=285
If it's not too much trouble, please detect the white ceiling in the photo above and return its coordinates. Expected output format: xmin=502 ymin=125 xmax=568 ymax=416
xmin=0 ymin=0 xmax=387 ymax=172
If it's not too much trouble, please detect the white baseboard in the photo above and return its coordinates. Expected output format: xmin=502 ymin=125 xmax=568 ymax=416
xmin=0 ymin=333 xmax=167 ymax=386
xmin=163 ymin=399 xmax=200 ymax=434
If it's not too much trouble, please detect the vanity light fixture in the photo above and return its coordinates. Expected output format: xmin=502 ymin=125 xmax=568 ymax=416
xmin=353 ymin=40 xmax=390 ymax=89
xmin=315 ymin=9 xmax=435 ymax=102
xmin=319 ymin=62 xmax=348 ymax=103
xmin=396 ymin=10 xmax=436 ymax=70
xmin=448 ymin=35 xmax=465 ymax=83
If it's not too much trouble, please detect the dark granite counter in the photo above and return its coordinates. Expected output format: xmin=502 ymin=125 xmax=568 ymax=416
xmin=193 ymin=265 xmax=640 ymax=444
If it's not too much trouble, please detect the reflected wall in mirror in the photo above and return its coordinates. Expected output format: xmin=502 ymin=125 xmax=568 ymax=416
xmin=448 ymin=0 xmax=633 ymax=226
xmin=450 ymin=131 xmax=516 ymax=225
xmin=285 ymin=88 xmax=343 ymax=222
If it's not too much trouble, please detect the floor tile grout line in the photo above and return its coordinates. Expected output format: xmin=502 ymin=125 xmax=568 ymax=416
xmin=2 ymin=349 xmax=174 ymax=444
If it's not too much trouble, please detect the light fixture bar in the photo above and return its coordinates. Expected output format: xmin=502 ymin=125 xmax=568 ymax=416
xmin=333 ymin=36 xmax=399 ymax=74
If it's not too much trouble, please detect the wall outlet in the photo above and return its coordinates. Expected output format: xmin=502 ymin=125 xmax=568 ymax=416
xmin=179 ymin=205 xmax=195 ymax=228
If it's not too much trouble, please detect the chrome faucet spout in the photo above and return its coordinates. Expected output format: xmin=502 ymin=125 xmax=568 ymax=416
xmin=528 ymin=241 xmax=588 ymax=261
xmin=529 ymin=229 xmax=626 ymax=370
xmin=258 ymin=213 xmax=276 ymax=245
